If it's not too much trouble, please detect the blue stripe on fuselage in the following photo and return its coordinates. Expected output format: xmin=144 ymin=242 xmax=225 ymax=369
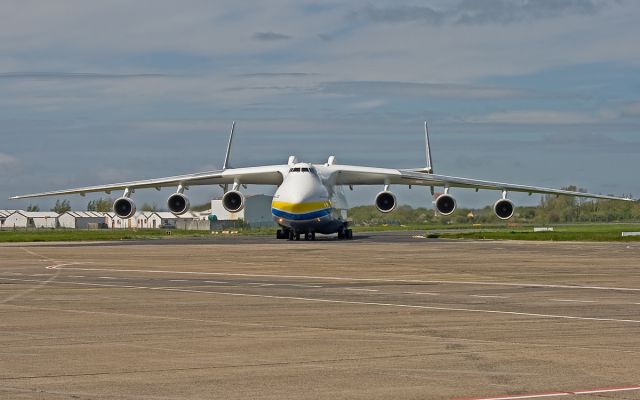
xmin=271 ymin=207 xmax=332 ymax=221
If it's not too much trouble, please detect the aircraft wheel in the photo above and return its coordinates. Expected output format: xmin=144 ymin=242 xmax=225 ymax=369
xmin=346 ymin=229 xmax=353 ymax=239
xmin=288 ymin=230 xmax=295 ymax=241
xmin=295 ymin=233 xmax=301 ymax=241
xmin=311 ymin=232 xmax=316 ymax=241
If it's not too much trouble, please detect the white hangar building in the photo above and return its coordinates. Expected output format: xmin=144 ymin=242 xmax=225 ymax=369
xmin=210 ymin=194 xmax=275 ymax=227
xmin=58 ymin=211 xmax=106 ymax=229
xmin=136 ymin=212 xmax=178 ymax=229
xmin=0 ymin=210 xmax=17 ymax=230
xmin=3 ymin=211 xmax=59 ymax=229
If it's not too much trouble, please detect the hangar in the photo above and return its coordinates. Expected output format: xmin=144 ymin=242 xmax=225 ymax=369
xmin=58 ymin=211 xmax=106 ymax=229
xmin=3 ymin=211 xmax=58 ymax=229
xmin=210 ymin=194 xmax=274 ymax=227
xmin=0 ymin=210 xmax=17 ymax=230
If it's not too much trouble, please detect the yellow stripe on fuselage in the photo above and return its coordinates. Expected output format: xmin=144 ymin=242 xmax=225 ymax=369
xmin=271 ymin=200 xmax=331 ymax=214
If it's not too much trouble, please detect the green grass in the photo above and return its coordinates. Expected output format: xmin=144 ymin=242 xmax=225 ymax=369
xmin=1 ymin=224 xmax=639 ymax=243
xmin=0 ymin=228 xmax=276 ymax=243
xmin=425 ymin=224 xmax=640 ymax=241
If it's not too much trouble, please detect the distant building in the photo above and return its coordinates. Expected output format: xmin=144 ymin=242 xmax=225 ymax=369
xmin=210 ymin=194 xmax=274 ymax=228
xmin=58 ymin=211 xmax=106 ymax=229
xmin=3 ymin=211 xmax=58 ymax=229
xmin=136 ymin=212 xmax=178 ymax=229
xmin=105 ymin=212 xmax=135 ymax=229
xmin=0 ymin=210 xmax=17 ymax=230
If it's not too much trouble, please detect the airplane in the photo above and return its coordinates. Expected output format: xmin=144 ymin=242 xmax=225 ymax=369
xmin=11 ymin=122 xmax=635 ymax=241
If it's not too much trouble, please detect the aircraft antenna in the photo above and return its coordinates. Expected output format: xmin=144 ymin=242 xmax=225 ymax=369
xmin=223 ymin=121 xmax=236 ymax=170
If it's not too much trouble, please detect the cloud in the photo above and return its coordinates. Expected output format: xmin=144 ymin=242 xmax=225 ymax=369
xmin=353 ymin=0 xmax=612 ymax=26
xmin=472 ymin=110 xmax=599 ymax=124
xmin=0 ymin=72 xmax=167 ymax=80
xmin=351 ymin=99 xmax=386 ymax=109
xmin=453 ymin=0 xmax=608 ymax=25
xmin=621 ymin=102 xmax=640 ymax=117
xmin=353 ymin=4 xmax=445 ymax=25
xmin=319 ymin=81 xmax=525 ymax=99
xmin=252 ymin=32 xmax=292 ymax=41
xmin=0 ymin=153 xmax=20 ymax=175
xmin=236 ymin=72 xmax=315 ymax=78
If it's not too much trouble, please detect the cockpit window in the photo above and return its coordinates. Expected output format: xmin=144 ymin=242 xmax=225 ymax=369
xmin=289 ymin=167 xmax=313 ymax=173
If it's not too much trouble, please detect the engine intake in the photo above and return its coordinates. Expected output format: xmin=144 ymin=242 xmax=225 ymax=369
xmin=494 ymin=198 xmax=515 ymax=220
xmin=222 ymin=190 xmax=245 ymax=213
xmin=113 ymin=197 xmax=136 ymax=218
xmin=375 ymin=191 xmax=397 ymax=213
xmin=435 ymin=194 xmax=456 ymax=216
xmin=167 ymin=193 xmax=190 ymax=215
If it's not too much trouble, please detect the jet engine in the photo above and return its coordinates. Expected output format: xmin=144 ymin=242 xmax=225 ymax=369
xmin=435 ymin=194 xmax=456 ymax=215
xmin=167 ymin=193 xmax=190 ymax=215
xmin=375 ymin=191 xmax=397 ymax=213
xmin=113 ymin=197 xmax=136 ymax=218
xmin=222 ymin=190 xmax=245 ymax=212
xmin=493 ymin=198 xmax=515 ymax=220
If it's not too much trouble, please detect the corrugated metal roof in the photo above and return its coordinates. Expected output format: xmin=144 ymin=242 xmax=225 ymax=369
xmin=15 ymin=211 xmax=59 ymax=218
xmin=61 ymin=211 xmax=106 ymax=218
xmin=0 ymin=210 xmax=17 ymax=218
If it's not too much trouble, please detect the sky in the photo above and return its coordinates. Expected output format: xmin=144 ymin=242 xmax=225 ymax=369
xmin=1 ymin=0 xmax=639 ymax=211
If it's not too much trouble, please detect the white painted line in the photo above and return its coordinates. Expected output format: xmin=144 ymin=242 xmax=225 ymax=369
xmin=203 ymin=281 xmax=229 ymax=284
xmin=248 ymin=283 xmax=274 ymax=287
xmin=3 ymin=277 xmax=640 ymax=325
xmin=98 ymin=277 xmax=118 ymax=280
xmin=470 ymin=295 xmax=509 ymax=299
xmin=169 ymin=279 xmax=189 ymax=282
xmin=404 ymin=292 xmax=439 ymax=296
xmin=461 ymin=385 xmax=640 ymax=400
xmin=68 ymin=275 xmax=85 ymax=278
xmin=46 ymin=265 xmax=640 ymax=293
xmin=279 ymin=284 xmax=323 ymax=288
xmin=550 ymin=299 xmax=598 ymax=304
xmin=345 ymin=288 xmax=379 ymax=292
xmin=31 ymin=274 xmax=53 ymax=277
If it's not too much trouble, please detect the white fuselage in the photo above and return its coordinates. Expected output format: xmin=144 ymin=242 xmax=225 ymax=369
xmin=271 ymin=163 xmax=345 ymax=234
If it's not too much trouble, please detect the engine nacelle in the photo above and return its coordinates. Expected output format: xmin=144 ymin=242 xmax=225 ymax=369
xmin=167 ymin=193 xmax=190 ymax=215
xmin=494 ymin=198 xmax=515 ymax=220
xmin=113 ymin=197 xmax=136 ymax=218
xmin=435 ymin=194 xmax=457 ymax=216
xmin=222 ymin=190 xmax=245 ymax=213
xmin=375 ymin=191 xmax=397 ymax=213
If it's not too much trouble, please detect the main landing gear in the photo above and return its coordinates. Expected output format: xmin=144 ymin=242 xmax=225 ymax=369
xmin=276 ymin=229 xmax=316 ymax=241
xmin=337 ymin=228 xmax=353 ymax=240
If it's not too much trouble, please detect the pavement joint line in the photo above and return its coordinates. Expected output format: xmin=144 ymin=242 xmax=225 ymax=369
xmin=404 ymin=292 xmax=440 ymax=296
xmin=3 ymin=277 xmax=640 ymax=325
xmin=45 ymin=265 xmax=640 ymax=293
xmin=550 ymin=299 xmax=598 ymax=303
xmin=459 ymin=385 xmax=640 ymax=400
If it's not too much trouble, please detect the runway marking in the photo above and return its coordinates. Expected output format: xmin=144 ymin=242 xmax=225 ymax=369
xmin=470 ymin=295 xmax=508 ymax=299
xmin=460 ymin=385 xmax=640 ymax=400
xmin=248 ymin=283 xmax=274 ymax=286
xmin=98 ymin=277 xmax=118 ymax=280
xmin=2 ymin=277 xmax=640 ymax=325
xmin=68 ymin=275 xmax=85 ymax=278
xmin=203 ymin=281 xmax=229 ymax=284
xmin=168 ymin=279 xmax=189 ymax=282
xmin=404 ymin=292 xmax=439 ymax=296
xmin=345 ymin=288 xmax=379 ymax=292
xmin=550 ymin=299 xmax=598 ymax=304
xmin=45 ymin=265 xmax=640 ymax=293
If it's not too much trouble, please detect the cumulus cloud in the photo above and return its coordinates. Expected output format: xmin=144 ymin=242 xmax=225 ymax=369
xmin=252 ymin=32 xmax=292 ymax=41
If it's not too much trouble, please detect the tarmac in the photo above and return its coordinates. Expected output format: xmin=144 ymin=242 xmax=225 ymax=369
xmin=1 ymin=232 xmax=639 ymax=399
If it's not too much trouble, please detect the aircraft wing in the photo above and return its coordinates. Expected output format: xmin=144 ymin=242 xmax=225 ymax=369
xmin=330 ymin=165 xmax=633 ymax=202
xmin=10 ymin=165 xmax=286 ymax=200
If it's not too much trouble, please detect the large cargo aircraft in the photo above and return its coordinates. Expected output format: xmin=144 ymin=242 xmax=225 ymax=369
xmin=11 ymin=122 xmax=634 ymax=240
